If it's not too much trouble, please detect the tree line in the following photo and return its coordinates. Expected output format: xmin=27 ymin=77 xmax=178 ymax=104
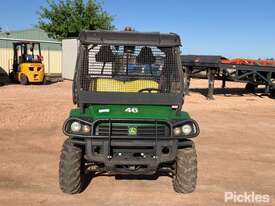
xmin=37 ymin=0 xmax=114 ymax=40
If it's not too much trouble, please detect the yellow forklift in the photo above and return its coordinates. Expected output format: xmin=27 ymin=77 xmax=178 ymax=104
xmin=9 ymin=41 xmax=45 ymax=85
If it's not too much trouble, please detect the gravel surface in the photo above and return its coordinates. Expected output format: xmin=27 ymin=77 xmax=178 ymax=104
xmin=0 ymin=80 xmax=274 ymax=206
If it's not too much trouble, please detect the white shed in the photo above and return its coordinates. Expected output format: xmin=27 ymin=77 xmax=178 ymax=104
xmin=62 ymin=39 xmax=79 ymax=80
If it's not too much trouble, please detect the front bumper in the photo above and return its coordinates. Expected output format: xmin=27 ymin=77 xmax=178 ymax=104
xmin=63 ymin=118 xmax=199 ymax=174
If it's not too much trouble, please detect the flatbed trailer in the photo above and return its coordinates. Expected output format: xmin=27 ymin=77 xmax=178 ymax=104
xmin=181 ymin=55 xmax=275 ymax=99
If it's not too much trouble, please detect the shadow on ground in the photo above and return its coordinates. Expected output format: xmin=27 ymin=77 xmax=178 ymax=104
xmin=78 ymin=171 xmax=172 ymax=193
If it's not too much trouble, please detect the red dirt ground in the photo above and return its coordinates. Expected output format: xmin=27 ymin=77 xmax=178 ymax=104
xmin=0 ymin=80 xmax=274 ymax=206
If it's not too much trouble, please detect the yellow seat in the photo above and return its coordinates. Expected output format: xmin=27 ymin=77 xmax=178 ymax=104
xmin=92 ymin=78 xmax=159 ymax=92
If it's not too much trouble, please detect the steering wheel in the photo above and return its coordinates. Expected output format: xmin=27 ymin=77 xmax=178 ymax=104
xmin=138 ymin=88 xmax=161 ymax=93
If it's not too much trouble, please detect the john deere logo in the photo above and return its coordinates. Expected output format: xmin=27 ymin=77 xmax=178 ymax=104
xmin=128 ymin=127 xmax=137 ymax=136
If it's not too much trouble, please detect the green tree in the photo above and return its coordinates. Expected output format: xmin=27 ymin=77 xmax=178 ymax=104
xmin=0 ymin=27 xmax=2 ymax=32
xmin=38 ymin=0 xmax=114 ymax=39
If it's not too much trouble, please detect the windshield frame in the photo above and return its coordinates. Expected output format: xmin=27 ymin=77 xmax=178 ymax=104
xmin=73 ymin=31 xmax=184 ymax=108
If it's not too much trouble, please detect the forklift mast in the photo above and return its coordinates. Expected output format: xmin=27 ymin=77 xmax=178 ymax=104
xmin=12 ymin=42 xmax=42 ymax=72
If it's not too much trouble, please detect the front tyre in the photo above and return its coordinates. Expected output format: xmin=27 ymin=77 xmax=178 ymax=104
xmin=173 ymin=143 xmax=197 ymax=193
xmin=19 ymin=74 xmax=28 ymax=85
xmin=59 ymin=139 xmax=84 ymax=194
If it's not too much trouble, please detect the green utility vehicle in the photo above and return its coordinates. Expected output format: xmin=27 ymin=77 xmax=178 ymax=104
xmin=59 ymin=30 xmax=200 ymax=194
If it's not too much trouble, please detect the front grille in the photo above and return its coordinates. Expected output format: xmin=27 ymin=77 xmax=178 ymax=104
xmin=95 ymin=124 xmax=169 ymax=137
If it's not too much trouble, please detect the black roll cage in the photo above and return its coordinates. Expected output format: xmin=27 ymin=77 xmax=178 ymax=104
xmin=73 ymin=30 xmax=184 ymax=110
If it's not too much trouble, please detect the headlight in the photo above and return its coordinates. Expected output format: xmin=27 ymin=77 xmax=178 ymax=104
xmin=82 ymin=125 xmax=91 ymax=133
xmin=63 ymin=118 xmax=92 ymax=136
xmin=173 ymin=127 xmax=182 ymax=136
xmin=70 ymin=121 xmax=81 ymax=132
xmin=181 ymin=124 xmax=192 ymax=135
xmin=173 ymin=121 xmax=199 ymax=137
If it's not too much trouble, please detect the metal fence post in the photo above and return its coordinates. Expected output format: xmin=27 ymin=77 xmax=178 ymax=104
xmin=184 ymin=66 xmax=191 ymax=95
xmin=207 ymin=68 xmax=215 ymax=100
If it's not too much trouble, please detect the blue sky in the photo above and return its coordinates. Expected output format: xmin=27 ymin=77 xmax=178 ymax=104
xmin=0 ymin=0 xmax=274 ymax=58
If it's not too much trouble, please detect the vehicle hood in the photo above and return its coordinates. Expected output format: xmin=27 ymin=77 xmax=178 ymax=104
xmin=70 ymin=105 xmax=190 ymax=121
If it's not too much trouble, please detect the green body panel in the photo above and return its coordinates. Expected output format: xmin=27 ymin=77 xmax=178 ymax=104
xmin=69 ymin=105 xmax=191 ymax=122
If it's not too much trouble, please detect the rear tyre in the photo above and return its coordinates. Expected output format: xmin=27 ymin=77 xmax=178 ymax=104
xmin=173 ymin=143 xmax=197 ymax=193
xmin=59 ymin=139 xmax=85 ymax=194
xmin=245 ymin=83 xmax=256 ymax=93
xmin=19 ymin=74 xmax=28 ymax=85
xmin=42 ymin=76 xmax=48 ymax=85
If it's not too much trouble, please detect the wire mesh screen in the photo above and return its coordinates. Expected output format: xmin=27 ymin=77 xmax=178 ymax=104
xmin=78 ymin=44 xmax=182 ymax=94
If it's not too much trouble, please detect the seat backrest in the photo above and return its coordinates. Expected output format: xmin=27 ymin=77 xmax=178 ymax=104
xmin=136 ymin=47 xmax=156 ymax=65
xmin=95 ymin=46 xmax=115 ymax=62
xmin=91 ymin=78 xmax=159 ymax=93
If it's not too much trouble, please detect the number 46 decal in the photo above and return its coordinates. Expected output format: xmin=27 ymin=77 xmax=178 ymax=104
xmin=125 ymin=107 xmax=139 ymax=113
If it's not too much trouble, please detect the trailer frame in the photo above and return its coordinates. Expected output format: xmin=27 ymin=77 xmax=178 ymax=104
xmin=181 ymin=55 xmax=275 ymax=99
